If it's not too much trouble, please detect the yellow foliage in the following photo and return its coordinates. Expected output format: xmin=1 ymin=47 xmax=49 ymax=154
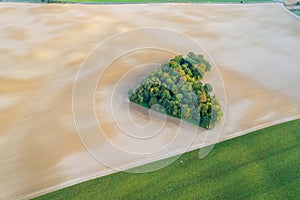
xmin=180 ymin=70 xmax=185 ymax=76
xmin=198 ymin=93 xmax=207 ymax=103
xmin=175 ymin=66 xmax=182 ymax=72
xmin=184 ymin=108 xmax=191 ymax=118
xmin=185 ymin=75 xmax=191 ymax=82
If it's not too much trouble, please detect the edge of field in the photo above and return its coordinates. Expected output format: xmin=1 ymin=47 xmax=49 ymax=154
xmin=22 ymin=114 xmax=300 ymax=200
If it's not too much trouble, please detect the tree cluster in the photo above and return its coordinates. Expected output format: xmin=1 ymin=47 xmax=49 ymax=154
xmin=128 ymin=52 xmax=223 ymax=130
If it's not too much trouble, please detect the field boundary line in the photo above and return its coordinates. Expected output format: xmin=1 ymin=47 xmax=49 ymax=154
xmin=281 ymin=3 xmax=300 ymax=20
xmin=20 ymin=115 xmax=300 ymax=200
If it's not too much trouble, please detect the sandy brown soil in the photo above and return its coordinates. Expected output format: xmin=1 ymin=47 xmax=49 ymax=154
xmin=0 ymin=3 xmax=299 ymax=199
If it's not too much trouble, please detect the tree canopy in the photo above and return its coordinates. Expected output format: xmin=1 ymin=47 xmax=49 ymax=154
xmin=128 ymin=52 xmax=223 ymax=130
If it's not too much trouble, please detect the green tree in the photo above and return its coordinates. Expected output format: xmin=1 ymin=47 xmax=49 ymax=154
xmin=204 ymin=83 xmax=213 ymax=93
xmin=148 ymin=97 xmax=158 ymax=107
xmin=129 ymin=52 xmax=222 ymax=130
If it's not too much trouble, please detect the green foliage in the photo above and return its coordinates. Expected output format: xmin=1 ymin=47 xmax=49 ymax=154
xmin=204 ymin=83 xmax=213 ymax=93
xmin=129 ymin=52 xmax=223 ymax=130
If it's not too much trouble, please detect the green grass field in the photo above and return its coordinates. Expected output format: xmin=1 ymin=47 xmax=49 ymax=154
xmin=292 ymin=9 xmax=300 ymax=16
xmin=36 ymin=119 xmax=300 ymax=199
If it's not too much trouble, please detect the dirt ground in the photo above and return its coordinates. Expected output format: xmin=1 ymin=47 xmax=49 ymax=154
xmin=0 ymin=3 xmax=299 ymax=199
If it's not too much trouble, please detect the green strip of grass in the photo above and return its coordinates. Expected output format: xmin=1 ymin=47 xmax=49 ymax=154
xmin=35 ymin=118 xmax=300 ymax=200
xmin=291 ymin=9 xmax=300 ymax=16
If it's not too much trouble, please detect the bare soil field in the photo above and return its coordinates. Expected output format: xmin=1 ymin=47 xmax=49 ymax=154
xmin=0 ymin=3 xmax=299 ymax=199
